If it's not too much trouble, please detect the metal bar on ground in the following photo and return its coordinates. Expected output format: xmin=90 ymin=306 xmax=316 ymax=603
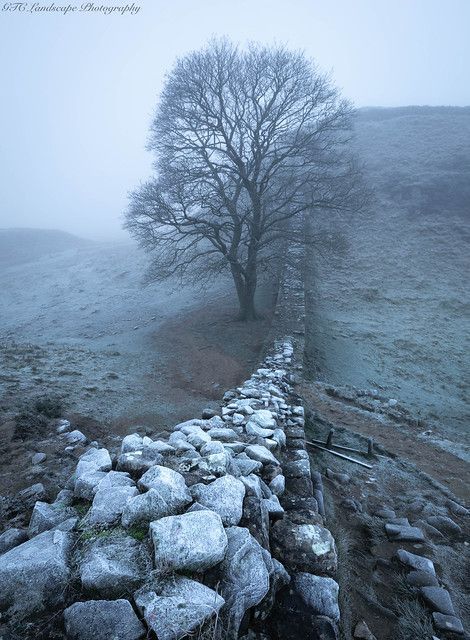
xmin=306 ymin=440 xmax=374 ymax=469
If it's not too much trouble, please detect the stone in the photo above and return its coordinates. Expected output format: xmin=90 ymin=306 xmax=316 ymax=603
xmin=375 ymin=507 xmax=396 ymax=519
xmin=218 ymin=526 xmax=271 ymax=639
xmin=385 ymin=524 xmax=425 ymax=542
xmin=412 ymin=519 xmax=445 ymax=541
xmin=284 ymin=459 xmax=311 ymax=478
xmin=147 ymin=440 xmax=175 ymax=454
xmin=406 ymin=570 xmax=439 ymax=587
xmin=432 ymin=612 xmax=464 ymax=635
xmin=122 ymin=488 xmax=175 ymax=528
xmin=245 ymin=444 xmax=279 ymax=465
xmin=0 ymin=528 xmax=28 ymax=555
xmin=395 ymin=549 xmax=435 ymax=575
xmin=80 ymin=534 xmax=151 ymax=597
xmin=446 ymin=499 xmax=469 ymax=517
xmin=137 ymin=465 xmax=192 ymax=514
xmin=135 ymin=576 xmax=224 ymax=640
xmin=65 ymin=429 xmax=87 ymax=444
xmin=293 ymin=572 xmax=340 ymax=621
xmin=264 ymin=494 xmax=285 ymax=518
xmin=0 ymin=529 xmax=72 ymax=620
xmin=420 ymin=586 xmax=455 ymax=615
xmin=202 ymin=408 xmax=217 ymax=419
xmin=204 ymin=450 xmax=232 ymax=476
xmin=28 ymin=501 xmax=78 ymax=537
xmin=240 ymin=496 xmax=270 ymax=549
xmin=75 ymin=448 xmax=112 ymax=479
xmin=150 ymin=510 xmax=227 ymax=572
xmin=271 ymin=518 xmax=337 ymax=574
xmin=201 ymin=441 xmax=225 ymax=456
xmin=116 ymin=450 xmax=163 ymax=474
xmin=56 ymin=419 xmax=71 ymax=433
xmin=234 ymin=456 xmax=263 ymax=476
xmin=354 ymin=620 xmax=377 ymax=639
xmin=97 ymin=470 xmax=135 ymax=492
xmin=186 ymin=427 xmax=212 ymax=448
xmin=84 ymin=484 xmax=139 ymax=526
xmin=31 ymin=452 xmax=46 ymax=465
xmin=74 ymin=471 xmax=107 ymax=500
xmin=269 ymin=474 xmax=286 ymax=496
xmin=191 ymin=476 xmax=245 ymax=526
xmin=271 ymin=429 xmax=287 ymax=448
xmin=426 ymin=515 xmax=462 ymax=536
xmin=121 ymin=433 xmax=144 ymax=453
xmin=18 ymin=482 xmax=46 ymax=504
xmin=245 ymin=421 xmax=275 ymax=438
xmin=64 ymin=599 xmax=145 ymax=640
xmin=250 ymin=410 xmax=276 ymax=429
xmin=208 ymin=427 xmax=238 ymax=441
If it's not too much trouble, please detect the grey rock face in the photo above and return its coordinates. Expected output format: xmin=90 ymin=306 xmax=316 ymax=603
xmin=269 ymin=474 xmax=285 ymax=496
xmin=218 ymin=526 xmax=271 ymax=639
xmin=385 ymin=523 xmax=425 ymax=542
xmin=150 ymin=510 xmax=227 ymax=572
xmin=406 ymin=570 xmax=439 ymax=587
xmin=271 ymin=519 xmax=337 ymax=574
xmin=84 ymin=484 xmax=139 ymax=527
xmin=137 ymin=466 xmax=192 ymax=514
xmin=207 ymin=427 xmax=238 ymax=442
xmin=80 ymin=535 xmax=151 ymax=597
xmin=121 ymin=433 xmax=145 ymax=454
xmin=293 ymin=572 xmax=340 ymax=621
xmin=245 ymin=421 xmax=275 ymax=438
xmin=233 ymin=456 xmax=263 ymax=476
xmin=74 ymin=471 xmax=107 ymax=500
xmin=0 ymin=529 xmax=72 ymax=620
xmin=135 ymin=576 xmax=224 ymax=640
xmin=64 ymin=599 xmax=145 ymax=640
xmin=0 ymin=528 xmax=28 ymax=555
xmin=191 ymin=476 xmax=246 ymax=526
xmin=28 ymin=501 xmax=78 ymax=537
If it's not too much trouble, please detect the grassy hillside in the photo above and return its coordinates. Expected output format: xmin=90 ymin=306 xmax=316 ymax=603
xmin=0 ymin=228 xmax=91 ymax=267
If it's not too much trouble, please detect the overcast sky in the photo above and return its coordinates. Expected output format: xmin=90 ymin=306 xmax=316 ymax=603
xmin=0 ymin=0 xmax=469 ymax=239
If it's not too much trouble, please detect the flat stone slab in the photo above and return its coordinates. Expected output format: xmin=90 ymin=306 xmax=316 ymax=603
xmin=406 ymin=570 xmax=439 ymax=588
xmin=432 ymin=612 xmax=464 ymax=635
xmin=420 ymin=586 xmax=455 ymax=615
xmin=0 ymin=529 xmax=72 ymax=620
xmin=385 ymin=524 xmax=425 ymax=542
xmin=135 ymin=576 xmax=224 ymax=640
xmin=395 ymin=549 xmax=435 ymax=575
xmin=245 ymin=445 xmax=279 ymax=465
xmin=293 ymin=572 xmax=340 ymax=621
xmin=150 ymin=510 xmax=227 ymax=572
xmin=80 ymin=535 xmax=151 ymax=597
xmin=191 ymin=476 xmax=245 ymax=526
xmin=64 ymin=599 xmax=145 ymax=640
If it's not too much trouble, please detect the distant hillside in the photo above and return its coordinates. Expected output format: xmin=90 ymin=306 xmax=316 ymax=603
xmin=354 ymin=106 xmax=470 ymax=217
xmin=0 ymin=228 xmax=91 ymax=267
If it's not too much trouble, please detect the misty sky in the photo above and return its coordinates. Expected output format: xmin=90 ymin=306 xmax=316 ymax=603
xmin=1 ymin=0 xmax=469 ymax=240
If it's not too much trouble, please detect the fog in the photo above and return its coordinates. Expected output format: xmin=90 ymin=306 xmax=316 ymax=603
xmin=0 ymin=0 xmax=469 ymax=239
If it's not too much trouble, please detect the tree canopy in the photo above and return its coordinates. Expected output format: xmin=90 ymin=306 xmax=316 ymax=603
xmin=125 ymin=39 xmax=366 ymax=319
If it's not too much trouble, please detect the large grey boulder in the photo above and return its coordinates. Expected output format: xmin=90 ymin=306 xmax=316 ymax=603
xmin=191 ymin=476 xmax=245 ymax=526
xmin=84 ymin=484 xmax=139 ymax=527
xmin=137 ymin=465 xmax=192 ymax=513
xmin=74 ymin=471 xmax=107 ymax=500
xmin=28 ymin=501 xmax=78 ymax=537
xmin=0 ymin=529 xmax=72 ymax=620
xmin=395 ymin=549 xmax=436 ymax=575
xmin=271 ymin=519 xmax=338 ymax=574
xmin=150 ymin=510 xmax=227 ymax=572
xmin=80 ymin=534 xmax=151 ymax=597
xmin=135 ymin=576 xmax=224 ymax=640
xmin=293 ymin=573 xmax=340 ymax=621
xmin=218 ymin=526 xmax=271 ymax=639
xmin=64 ymin=599 xmax=145 ymax=640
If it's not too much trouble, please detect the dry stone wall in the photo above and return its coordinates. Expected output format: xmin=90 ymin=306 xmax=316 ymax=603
xmin=0 ymin=257 xmax=340 ymax=640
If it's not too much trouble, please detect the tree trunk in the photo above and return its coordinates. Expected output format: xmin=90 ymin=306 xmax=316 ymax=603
xmin=231 ymin=266 xmax=258 ymax=320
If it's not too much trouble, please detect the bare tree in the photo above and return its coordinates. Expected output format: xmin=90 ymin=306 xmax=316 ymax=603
xmin=125 ymin=39 xmax=366 ymax=320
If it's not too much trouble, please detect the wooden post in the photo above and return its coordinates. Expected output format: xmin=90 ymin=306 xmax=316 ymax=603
xmin=326 ymin=429 xmax=334 ymax=448
xmin=367 ymin=438 xmax=374 ymax=457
